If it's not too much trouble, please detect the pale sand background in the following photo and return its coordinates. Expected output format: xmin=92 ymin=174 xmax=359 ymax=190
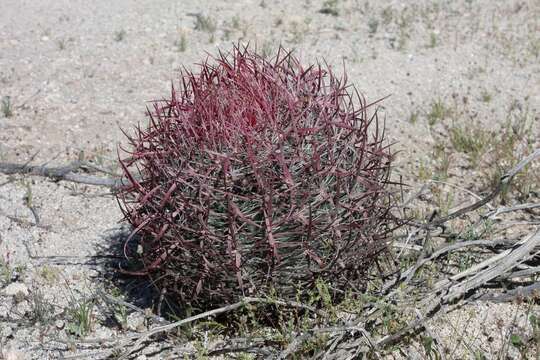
xmin=0 ymin=0 xmax=539 ymax=358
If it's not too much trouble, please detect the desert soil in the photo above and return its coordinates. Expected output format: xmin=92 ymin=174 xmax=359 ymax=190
xmin=0 ymin=0 xmax=539 ymax=359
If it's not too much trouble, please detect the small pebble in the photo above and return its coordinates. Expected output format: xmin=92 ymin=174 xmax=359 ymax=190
xmin=55 ymin=320 xmax=65 ymax=329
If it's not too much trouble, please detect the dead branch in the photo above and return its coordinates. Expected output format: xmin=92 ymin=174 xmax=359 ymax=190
xmin=429 ymin=149 xmax=540 ymax=226
xmin=433 ymin=229 xmax=540 ymax=303
xmin=400 ymin=238 xmax=513 ymax=285
xmin=485 ymin=202 xmax=540 ymax=219
xmin=327 ymin=228 xmax=540 ymax=357
xmin=0 ymin=161 xmax=127 ymax=188
xmin=499 ymin=266 xmax=540 ymax=280
xmin=477 ymin=282 xmax=540 ymax=303
xmin=98 ymin=290 xmax=170 ymax=326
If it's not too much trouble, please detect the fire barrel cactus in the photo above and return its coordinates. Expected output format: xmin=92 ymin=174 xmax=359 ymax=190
xmin=117 ymin=45 xmax=397 ymax=308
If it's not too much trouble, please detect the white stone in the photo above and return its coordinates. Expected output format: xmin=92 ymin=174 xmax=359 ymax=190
xmin=126 ymin=312 xmax=146 ymax=332
xmin=1 ymin=325 xmax=13 ymax=338
xmin=1 ymin=348 xmax=25 ymax=360
xmin=2 ymin=283 xmax=28 ymax=297
xmin=55 ymin=320 xmax=65 ymax=329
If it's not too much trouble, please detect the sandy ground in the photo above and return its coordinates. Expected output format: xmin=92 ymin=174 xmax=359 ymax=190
xmin=0 ymin=0 xmax=539 ymax=358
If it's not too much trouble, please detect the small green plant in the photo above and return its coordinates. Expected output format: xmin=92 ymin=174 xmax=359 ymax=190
xmin=421 ymin=335 xmax=441 ymax=359
xmin=396 ymin=11 xmax=411 ymax=50
xmin=315 ymin=279 xmax=334 ymax=312
xmin=529 ymin=37 xmax=540 ymax=58
xmin=319 ymin=0 xmax=339 ymax=16
xmin=449 ymin=124 xmax=491 ymax=165
xmin=473 ymin=350 xmax=487 ymax=360
xmin=480 ymin=90 xmax=492 ymax=103
xmin=428 ymin=32 xmax=437 ymax=48
xmin=529 ymin=312 xmax=540 ymax=357
xmin=461 ymin=220 xmax=493 ymax=242
xmin=417 ymin=159 xmax=433 ymax=181
xmin=67 ymin=297 xmax=95 ymax=337
xmin=290 ymin=19 xmax=309 ymax=43
xmin=29 ymin=288 xmax=54 ymax=324
xmin=434 ymin=188 xmax=454 ymax=217
xmin=0 ymin=256 xmax=13 ymax=285
xmin=260 ymin=40 xmax=274 ymax=59
xmin=1 ymin=96 xmax=13 ymax=118
xmin=39 ymin=265 xmax=59 ymax=283
xmin=427 ymin=98 xmax=451 ymax=126
xmin=509 ymin=333 xmax=525 ymax=353
xmin=113 ymin=303 xmax=128 ymax=330
xmin=176 ymin=33 xmax=187 ymax=52
xmin=107 ymin=286 xmax=129 ymax=330
xmin=57 ymin=38 xmax=67 ymax=50
xmin=114 ymin=29 xmax=126 ymax=42
xmin=409 ymin=111 xmax=419 ymax=124
xmin=487 ymin=103 xmax=536 ymax=202
xmin=368 ymin=18 xmax=379 ymax=35
xmin=432 ymin=144 xmax=450 ymax=180
xmin=378 ymin=301 xmax=402 ymax=334
xmin=381 ymin=6 xmax=394 ymax=25
xmin=231 ymin=15 xmax=241 ymax=30
xmin=194 ymin=14 xmax=217 ymax=33
xmin=0 ymin=257 xmax=22 ymax=286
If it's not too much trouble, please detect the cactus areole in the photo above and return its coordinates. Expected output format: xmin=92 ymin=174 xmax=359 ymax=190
xmin=117 ymin=45 xmax=397 ymax=307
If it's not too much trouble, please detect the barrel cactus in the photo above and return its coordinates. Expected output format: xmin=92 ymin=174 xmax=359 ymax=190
xmin=117 ymin=45 xmax=397 ymax=308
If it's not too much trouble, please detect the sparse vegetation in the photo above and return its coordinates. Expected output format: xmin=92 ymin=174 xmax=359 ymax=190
xmin=409 ymin=110 xmax=419 ymax=124
xmin=112 ymin=302 xmax=128 ymax=330
xmin=57 ymin=38 xmax=67 ymax=50
xmin=29 ymin=288 xmax=54 ymax=324
xmin=66 ymin=296 xmax=95 ymax=337
xmin=432 ymin=143 xmax=451 ymax=180
xmin=39 ymin=265 xmax=59 ymax=284
xmin=427 ymin=98 xmax=451 ymax=125
xmin=433 ymin=186 xmax=455 ymax=216
xmin=417 ymin=159 xmax=433 ymax=181
xmin=1 ymin=95 xmax=13 ymax=118
xmin=529 ymin=37 xmax=540 ymax=58
xmin=449 ymin=123 xmax=491 ymax=165
xmin=368 ymin=18 xmax=379 ymax=35
xmin=231 ymin=15 xmax=241 ymax=30
xmin=396 ymin=10 xmax=412 ymax=50
xmin=319 ymin=0 xmax=339 ymax=16
xmin=114 ymin=29 xmax=126 ymax=42
xmin=0 ymin=256 xmax=13 ymax=286
xmin=176 ymin=32 xmax=187 ymax=52
xmin=194 ymin=14 xmax=217 ymax=33
xmin=289 ymin=19 xmax=310 ymax=43
xmin=381 ymin=6 xmax=394 ymax=26
xmin=486 ymin=103 xmax=537 ymax=202
xmin=481 ymin=90 xmax=492 ymax=103
xmin=0 ymin=257 xmax=23 ymax=286
xmin=259 ymin=40 xmax=274 ymax=59
xmin=428 ymin=32 xmax=437 ymax=48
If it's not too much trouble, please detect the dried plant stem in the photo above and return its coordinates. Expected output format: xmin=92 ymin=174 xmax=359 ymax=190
xmin=0 ymin=161 xmax=127 ymax=188
xmin=430 ymin=148 xmax=540 ymax=226
xmin=55 ymin=296 xmax=324 ymax=359
xmin=485 ymin=202 xmax=540 ymax=219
